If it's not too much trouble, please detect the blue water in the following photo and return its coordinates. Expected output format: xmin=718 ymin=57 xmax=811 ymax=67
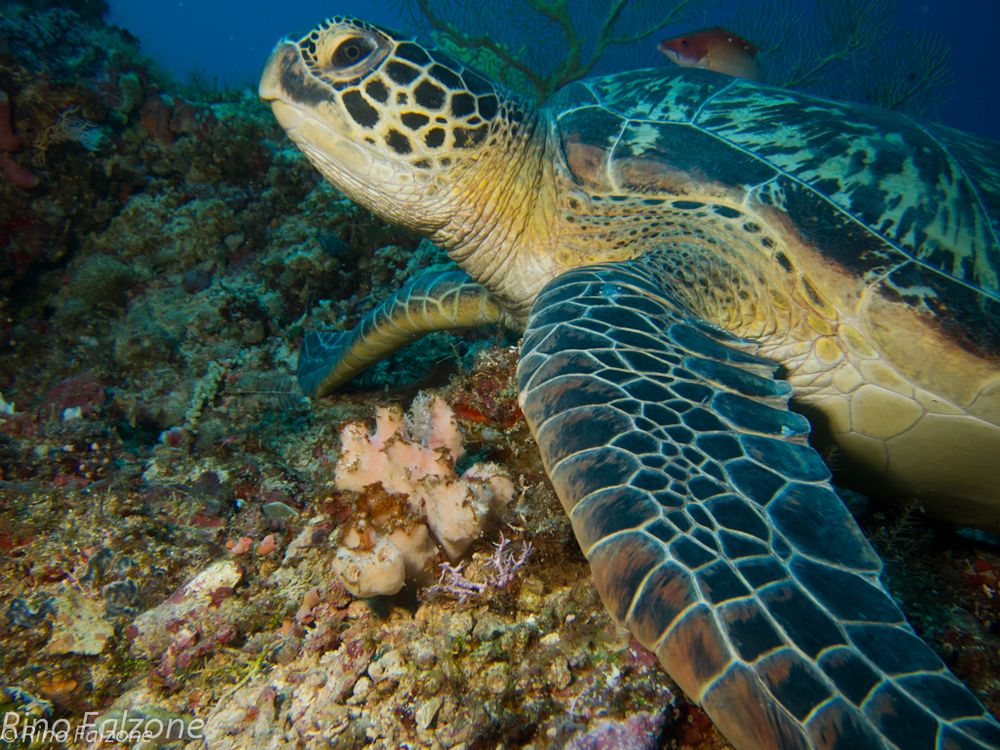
xmin=107 ymin=0 xmax=999 ymax=140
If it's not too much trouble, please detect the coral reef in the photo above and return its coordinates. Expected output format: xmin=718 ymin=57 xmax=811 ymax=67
xmin=0 ymin=2 xmax=155 ymax=295
xmin=0 ymin=3 xmax=993 ymax=749
xmin=0 ymin=91 xmax=39 ymax=189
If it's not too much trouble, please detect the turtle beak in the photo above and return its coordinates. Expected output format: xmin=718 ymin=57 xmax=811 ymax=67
xmin=258 ymin=40 xmax=296 ymax=102
xmin=259 ymin=41 xmax=311 ymax=132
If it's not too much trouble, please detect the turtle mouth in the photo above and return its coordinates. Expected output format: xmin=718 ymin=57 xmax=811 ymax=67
xmin=270 ymin=99 xmax=383 ymax=184
xmin=259 ymin=43 xmax=382 ymax=184
xmin=258 ymin=42 xmax=307 ymax=105
xmin=266 ymin=99 xmax=307 ymax=133
xmin=263 ymin=89 xmax=408 ymax=215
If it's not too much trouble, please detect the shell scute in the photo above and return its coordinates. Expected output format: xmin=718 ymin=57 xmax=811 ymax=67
xmin=552 ymin=69 xmax=999 ymax=316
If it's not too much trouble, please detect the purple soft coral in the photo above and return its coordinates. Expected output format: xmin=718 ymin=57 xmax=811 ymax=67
xmin=428 ymin=532 xmax=531 ymax=604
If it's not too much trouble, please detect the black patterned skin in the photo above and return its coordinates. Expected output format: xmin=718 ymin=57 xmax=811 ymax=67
xmin=517 ymin=250 xmax=1000 ymax=750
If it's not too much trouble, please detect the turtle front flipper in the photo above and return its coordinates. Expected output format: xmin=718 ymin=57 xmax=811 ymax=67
xmin=298 ymin=270 xmax=506 ymax=397
xmin=518 ymin=256 xmax=1000 ymax=750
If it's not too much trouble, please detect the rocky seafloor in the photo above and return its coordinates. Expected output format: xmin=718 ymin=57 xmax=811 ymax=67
xmin=0 ymin=3 xmax=998 ymax=749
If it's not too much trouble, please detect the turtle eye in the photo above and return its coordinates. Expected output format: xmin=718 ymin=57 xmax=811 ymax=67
xmin=331 ymin=37 xmax=375 ymax=68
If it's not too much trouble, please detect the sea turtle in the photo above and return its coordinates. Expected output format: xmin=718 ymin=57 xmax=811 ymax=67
xmin=259 ymin=16 xmax=1000 ymax=750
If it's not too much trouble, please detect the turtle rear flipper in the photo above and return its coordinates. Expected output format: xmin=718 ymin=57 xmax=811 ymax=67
xmin=518 ymin=252 xmax=1000 ymax=750
xmin=298 ymin=270 xmax=506 ymax=397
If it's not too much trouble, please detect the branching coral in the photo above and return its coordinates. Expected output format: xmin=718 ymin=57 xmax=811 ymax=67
xmin=731 ymin=0 xmax=953 ymax=117
xmin=401 ymin=0 xmax=702 ymax=101
xmin=31 ymin=107 xmax=104 ymax=167
xmin=426 ymin=533 xmax=532 ymax=604
xmin=762 ymin=0 xmax=893 ymax=90
xmin=849 ymin=29 xmax=953 ymax=115
xmin=406 ymin=0 xmax=953 ymax=117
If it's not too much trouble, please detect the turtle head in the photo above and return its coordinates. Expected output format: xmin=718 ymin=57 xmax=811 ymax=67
xmin=259 ymin=17 xmax=507 ymax=232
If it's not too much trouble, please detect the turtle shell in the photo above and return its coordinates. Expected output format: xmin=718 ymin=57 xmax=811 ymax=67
xmin=546 ymin=68 xmax=1000 ymax=356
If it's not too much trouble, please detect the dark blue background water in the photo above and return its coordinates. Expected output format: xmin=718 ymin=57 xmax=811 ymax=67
xmin=107 ymin=0 xmax=999 ymax=140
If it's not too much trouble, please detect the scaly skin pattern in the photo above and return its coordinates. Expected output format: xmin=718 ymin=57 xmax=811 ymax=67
xmin=260 ymin=16 xmax=1000 ymax=750
xmin=519 ymin=253 xmax=999 ymax=750
xmin=298 ymin=270 xmax=506 ymax=395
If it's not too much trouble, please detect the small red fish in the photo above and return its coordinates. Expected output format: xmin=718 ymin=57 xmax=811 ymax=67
xmin=658 ymin=27 xmax=761 ymax=80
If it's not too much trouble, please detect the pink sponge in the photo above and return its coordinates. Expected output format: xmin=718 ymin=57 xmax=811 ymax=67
xmin=332 ymin=393 xmax=515 ymax=597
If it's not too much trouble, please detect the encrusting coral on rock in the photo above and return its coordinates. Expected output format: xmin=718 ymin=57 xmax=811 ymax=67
xmin=0 ymin=90 xmax=39 ymax=189
xmin=331 ymin=392 xmax=515 ymax=597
